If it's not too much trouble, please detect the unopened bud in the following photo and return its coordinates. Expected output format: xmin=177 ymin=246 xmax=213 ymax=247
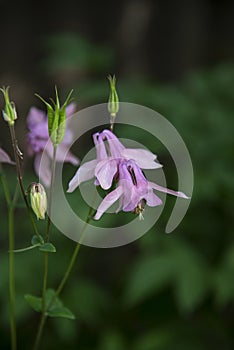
xmin=30 ymin=183 xmax=47 ymax=220
xmin=0 ymin=86 xmax=17 ymax=125
xmin=35 ymin=87 xmax=73 ymax=147
xmin=107 ymin=75 xmax=119 ymax=125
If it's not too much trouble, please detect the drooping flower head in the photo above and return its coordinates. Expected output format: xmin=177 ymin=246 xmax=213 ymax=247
xmin=27 ymin=103 xmax=79 ymax=187
xmin=94 ymin=159 xmax=189 ymax=220
xmin=67 ymin=128 xmax=189 ymax=220
xmin=68 ymin=129 xmax=161 ymax=192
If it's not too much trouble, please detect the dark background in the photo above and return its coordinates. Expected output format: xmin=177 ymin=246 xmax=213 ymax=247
xmin=1 ymin=0 xmax=234 ymax=349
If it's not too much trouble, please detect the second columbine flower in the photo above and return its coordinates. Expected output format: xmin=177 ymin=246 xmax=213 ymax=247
xmin=68 ymin=129 xmax=189 ymax=220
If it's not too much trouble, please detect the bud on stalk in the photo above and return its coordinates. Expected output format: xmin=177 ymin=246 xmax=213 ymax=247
xmin=0 ymin=86 xmax=17 ymax=125
xmin=35 ymin=87 xmax=73 ymax=147
xmin=30 ymin=183 xmax=47 ymax=220
xmin=107 ymin=75 xmax=119 ymax=127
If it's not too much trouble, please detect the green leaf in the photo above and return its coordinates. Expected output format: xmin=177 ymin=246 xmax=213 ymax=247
xmin=47 ymin=306 xmax=75 ymax=320
xmin=31 ymin=235 xmax=44 ymax=246
xmin=39 ymin=243 xmax=56 ymax=253
xmin=24 ymin=294 xmax=42 ymax=312
xmin=44 ymin=289 xmax=61 ymax=308
xmin=24 ymin=289 xmax=75 ymax=319
xmin=45 ymin=289 xmax=75 ymax=319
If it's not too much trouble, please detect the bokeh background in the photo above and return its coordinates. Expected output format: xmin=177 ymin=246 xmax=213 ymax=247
xmin=1 ymin=0 xmax=234 ymax=349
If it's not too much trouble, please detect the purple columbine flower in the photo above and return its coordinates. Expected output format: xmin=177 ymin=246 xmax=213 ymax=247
xmin=67 ymin=129 xmax=162 ymax=192
xmin=0 ymin=147 xmax=14 ymax=164
xmin=27 ymin=103 xmax=79 ymax=187
xmin=94 ymin=159 xmax=189 ymax=220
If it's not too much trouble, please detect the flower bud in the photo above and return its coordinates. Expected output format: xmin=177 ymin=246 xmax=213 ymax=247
xmin=107 ymin=75 xmax=119 ymax=124
xmin=30 ymin=183 xmax=47 ymax=220
xmin=35 ymin=87 xmax=73 ymax=146
xmin=0 ymin=86 xmax=17 ymax=125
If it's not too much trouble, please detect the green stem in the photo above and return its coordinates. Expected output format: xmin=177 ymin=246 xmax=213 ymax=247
xmin=8 ymin=206 xmax=17 ymax=350
xmin=34 ymin=194 xmax=96 ymax=350
xmin=34 ymin=147 xmax=57 ymax=350
xmin=54 ymin=208 xmax=92 ymax=299
xmin=51 ymin=194 xmax=95 ymax=305
xmin=45 ymin=146 xmax=57 ymax=243
xmin=33 ymin=313 xmax=47 ymax=350
xmin=1 ymin=165 xmax=17 ymax=349
xmin=9 ymin=125 xmax=43 ymax=244
xmin=0 ymin=172 xmax=11 ymax=206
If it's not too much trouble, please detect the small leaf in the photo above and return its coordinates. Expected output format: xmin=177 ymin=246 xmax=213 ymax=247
xmin=25 ymin=294 xmax=42 ymax=312
xmin=45 ymin=289 xmax=61 ymax=309
xmin=39 ymin=243 xmax=56 ymax=253
xmin=47 ymin=306 xmax=75 ymax=320
xmin=31 ymin=235 xmax=44 ymax=246
xmin=45 ymin=289 xmax=75 ymax=319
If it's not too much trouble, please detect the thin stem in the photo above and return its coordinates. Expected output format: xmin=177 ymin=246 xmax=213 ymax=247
xmin=0 ymin=172 xmax=11 ymax=206
xmin=1 ymin=167 xmax=17 ymax=350
xmin=52 ymin=193 xmax=96 ymax=304
xmin=45 ymin=146 xmax=57 ymax=242
xmin=54 ymin=204 xmax=93 ymax=299
xmin=34 ymin=146 xmax=57 ymax=350
xmin=34 ymin=193 xmax=96 ymax=350
xmin=9 ymin=125 xmax=43 ymax=244
xmin=8 ymin=206 xmax=17 ymax=350
xmin=33 ymin=313 xmax=47 ymax=350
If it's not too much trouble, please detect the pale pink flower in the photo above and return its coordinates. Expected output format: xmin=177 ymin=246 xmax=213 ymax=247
xmin=94 ymin=159 xmax=189 ymax=220
xmin=67 ymin=129 xmax=162 ymax=192
xmin=27 ymin=103 xmax=79 ymax=187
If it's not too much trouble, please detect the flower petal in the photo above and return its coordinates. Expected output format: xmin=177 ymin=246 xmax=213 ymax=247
xmin=27 ymin=107 xmax=46 ymax=127
xmin=56 ymin=144 xmax=79 ymax=165
xmin=120 ymin=178 xmax=141 ymax=211
xmin=122 ymin=148 xmax=162 ymax=169
xmin=0 ymin=148 xmax=15 ymax=165
xmin=95 ymin=159 xmax=118 ymax=190
xmin=144 ymin=190 xmax=162 ymax=206
xmin=66 ymin=103 xmax=76 ymax=117
xmin=67 ymin=159 xmax=97 ymax=193
xmin=93 ymin=132 xmax=108 ymax=160
xmin=149 ymin=182 xmax=190 ymax=199
xmin=94 ymin=186 xmax=124 ymax=220
xmin=102 ymin=130 xmax=125 ymax=158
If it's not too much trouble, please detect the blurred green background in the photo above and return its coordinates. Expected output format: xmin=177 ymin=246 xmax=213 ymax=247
xmin=1 ymin=0 xmax=234 ymax=349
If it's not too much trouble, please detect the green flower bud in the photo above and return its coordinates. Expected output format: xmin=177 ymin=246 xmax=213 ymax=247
xmin=107 ymin=75 xmax=119 ymax=123
xmin=0 ymin=86 xmax=17 ymax=125
xmin=35 ymin=87 xmax=73 ymax=147
xmin=30 ymin=183 xmax=47 ymax=220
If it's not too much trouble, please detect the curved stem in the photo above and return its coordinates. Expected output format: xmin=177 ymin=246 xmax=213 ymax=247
xmin=9 ymin=125 xmax=43 ymax=244
xmin=34 ymin=147 xmax=57 ymax=350
xmin=54 ymin=205 xmax=93 ymax=299
xmin=52 ymin=193 xmax=96 ymax=304
xmin=34 ymin=192 xmax=96 ymax=350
